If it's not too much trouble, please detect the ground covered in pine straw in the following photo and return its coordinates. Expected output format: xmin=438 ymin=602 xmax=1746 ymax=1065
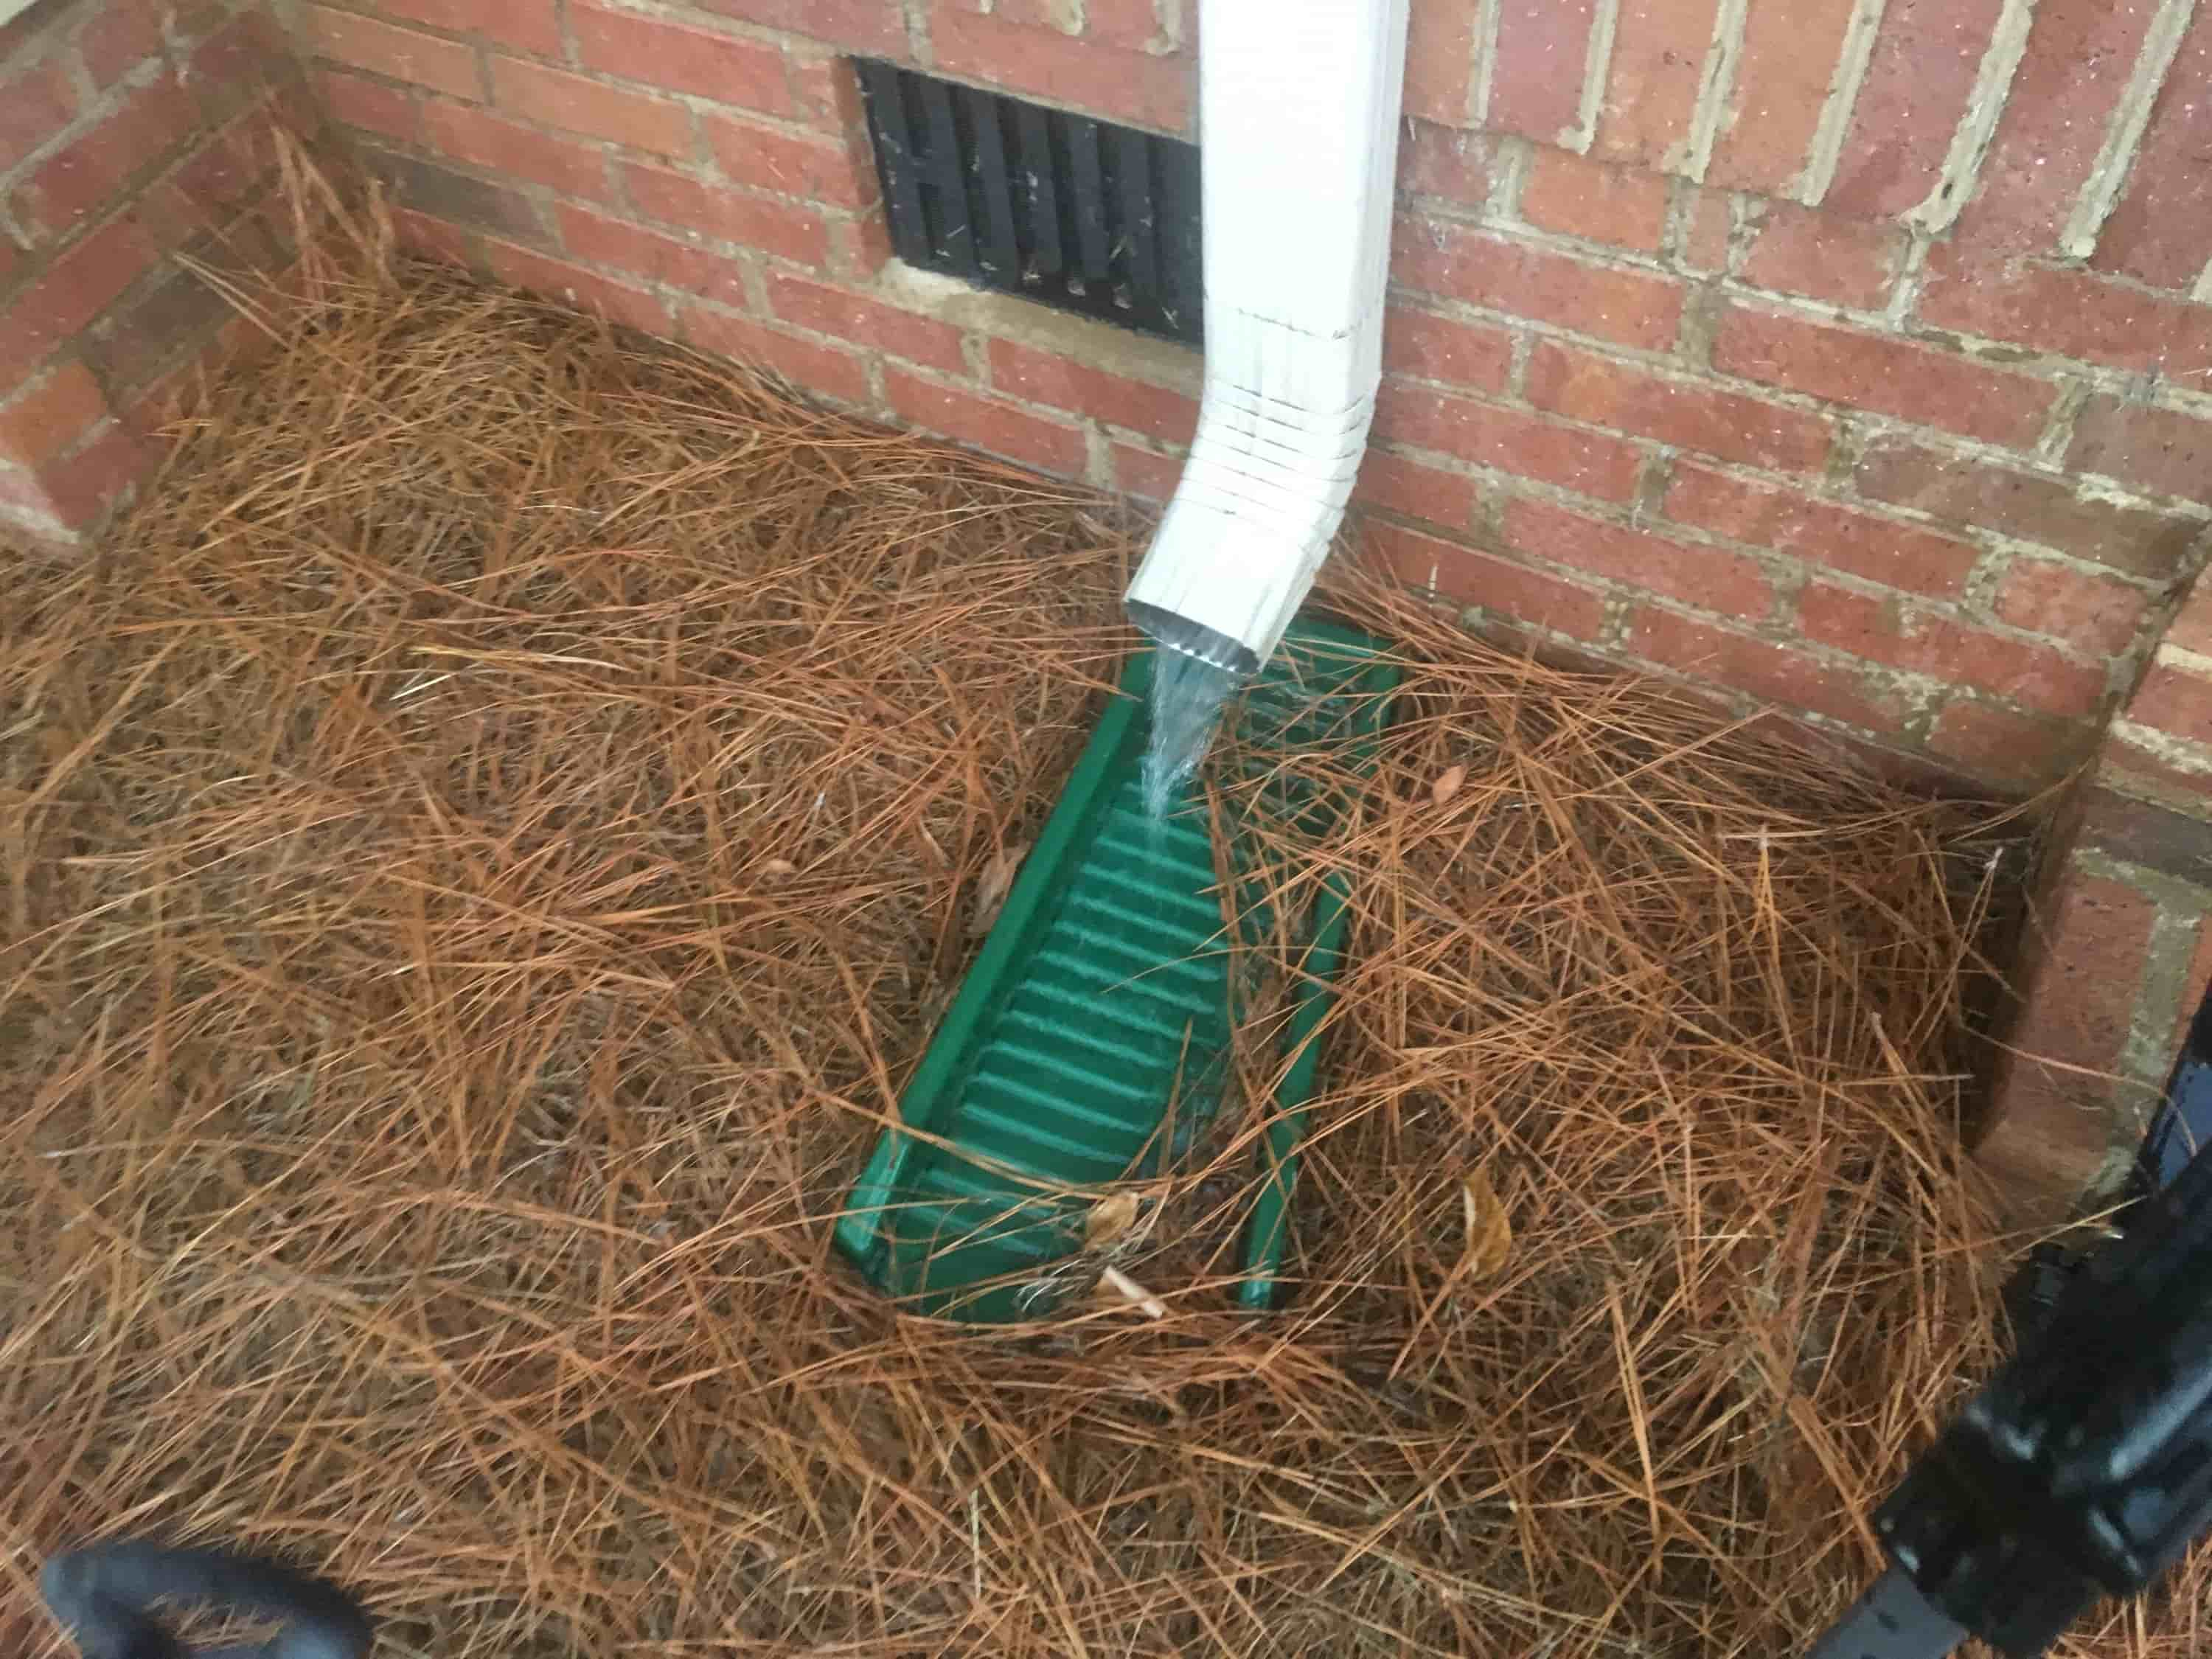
xmin=7 ymin=187 xmax=2203 ymax=1658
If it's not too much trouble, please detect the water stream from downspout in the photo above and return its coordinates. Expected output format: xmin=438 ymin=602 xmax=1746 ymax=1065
xmin=1141 ymin=652 xmax=1244 ymax=818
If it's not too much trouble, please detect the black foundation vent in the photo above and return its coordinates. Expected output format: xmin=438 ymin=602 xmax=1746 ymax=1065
xmin=855 ymin=63 xmax=1203 ymax=347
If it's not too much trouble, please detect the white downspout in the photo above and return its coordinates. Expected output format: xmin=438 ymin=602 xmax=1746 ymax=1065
xmin=1123 ymin=0 xmax=1411 ymax=674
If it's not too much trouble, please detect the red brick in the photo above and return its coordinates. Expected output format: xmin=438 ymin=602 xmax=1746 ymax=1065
xmin=393 ymin=206 xmax=480 ymax=266
xmin=1489 ymin=0 xmax=1600 ymax=144
xmin=0 ymin=423 xmax=154 ymax=531
xmin=1591 ymin=0 xmax=1723 ymax=171
xmin=1993 ymin=560 xmax=2151 ymax=657
xmin=1930 ymin=696 xmax=2093 ymax=785
xmin=2012 ymin=868 xmax=2160 ymax=1077
xmin=1961 ymin=0 xmax=2160 ymax=251
xmin=2177 ymin=919 xmax=2212 ymax=1054
xmin=987 ymin=340 xmax=1195 ymax=439
xmin=1857 ymin=436 xmax=2204 ymax=577
xmin=2094 ymin=9 xmax=2212 ymax=287
xmin=1112 ymin=440 xmax=1183 ymax=503
xmin=784 ymin=49 xmax=870 ymax=134
xmin=302 ymin=6 xmax=480 ymax=100
xmin=1979 ymin=1057 xmax=2130 ymax=1220
xmin=1391 ymin=217 xmax=1685 ymax=352
xmin=83 ymin=256 xmax=245 ymax=403
xmin=1517 ymin=145 xmax=1669 ymax=253
xmin=181 ymin=8 xmax=290 ymax=105
xmin=220 ymin=296 xmax=295 ymax=371
xmin=1085 ymin=0 xmax=1167 ymax=54
xmin=1629 ymin=605 xmax=1902 ymax=730
xmin=2079 ymin=780 xmax=2212 ymax=899
xmin=315 ymin=69 xmax=422 ymax=142
xmin=0 ymin=361 xmax=109 ymax=469
xmin=2104 ymin=729 xmax=2212 ymax=807
xmin=2164 ymin=584 xmax=2212 ymax=657
xmin=1503 ymin=494 xmax=1774 ymax=616
xmin=1740 ymin=204 xmax=1901 ymax=310
xmin=1827 ymin=0 xmax=2004 ymax=219
xmin=704 ymin=113 xmax=874 ymax=207
xmin=571 ymin=4 xmax=790 ymax=116
xmin=1706 ymin=0 xmax=1858 ymax=194
xmin=1526 ymin=340 xmax=1831 ymax=473
xmin=490 ymin=58 xmax=694 ymax=158
xmin=554 ymin=204 xmax=751 ymax=306
xmin=80 ymin=4 xmax=168 ymax=88
xmin=764 ymin=272 xmax=964 ymax=372
xmin=422 ymin=101 xmax=614 ymax=201
xmin=0 ymin=60 xmax=75 ymax=175
xmin=13 ymin=80 xmax=201 ymax=237
xmin=990 ymin=0 xmax=1079 ymax=32
xmin=1713 ymin=305 xmax=2053 ymax=448
xmin=366 ymin=0 xmax=561 ymax=58
xmin=271 ymin=79 xmax=328 ymax=149
xmin=60 ymin=427 xmax=156 ymax=521
xmin=1681 ymin=186 xmax=1733 ymax=273
xmin=1397 ymin=119 xmax=1491 ymax=206
xmin=484 ymin=236 xmax=674 ymax=333
xmin=1663 ymin=464 xmax=1980 ymax=596
xmin=1916 ymin=246 xmax=2212 ymax=380
xmin=1401 ymin=0 xmax=1476 ymax=127
xmin=261 ymin=80 xmax=327 ymax=161
xmin=687 ymin=0 xmax=906 ymax=57
xmin=1372 ymin=382 xmax=1644 ymax=501
xmin=679 ymin=305 xmax=872 ymax=403
xmin=119 ymin=349 xmax=209 ymax=444
xmin=1366 ymin=521 xmax=1605 ymax=635
xmin=159 ymin=102 xmax=285 ymax=226
xmin=885 ymin=369 xmax=1088 ymax=474
xmin=0 ymin=215 xmax=159 ymax=384
xmin=1350 ymin=451 xmax=1478 ymax=527
xmin=1975 ymin=1074 xmax=2115 ymax=1230
xmin=2126 ymin=662 xmax=2212 ymax=741
xmin=2069 ymin=397 xmax=2212 ymax=508
xmin=1798 ymin=584 xmax=2107 ymax=714
xmin=620 ymin=164 xmax=830 ymax=264
xmin=827 ymin=212 xmax=894 ymax=279
xmin=1380 ymin=306 xmax=1514 ymax=393
xmin=929 ymin=4 xmax=1191 ymax=134
xmin=367 ymin=145 xmax=548 ymax=243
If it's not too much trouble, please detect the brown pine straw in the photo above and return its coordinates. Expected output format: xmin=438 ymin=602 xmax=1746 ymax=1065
xmin=4 ymin=164 xmax=2206 ymax=1658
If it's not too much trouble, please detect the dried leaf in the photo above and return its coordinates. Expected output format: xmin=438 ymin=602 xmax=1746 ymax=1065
xmin=1459 ymin=1164 xmax=1512 ymax=1279
xmin=757 ymin=858 xmax=796 ymax=877
xmin=1085 ymin=1191 xmax=1141 ymax=1251
xmin=1431 ymin=763 xmax=1467 ymax=808
xmin=969 ymin=838 xmax=1030 ymax=936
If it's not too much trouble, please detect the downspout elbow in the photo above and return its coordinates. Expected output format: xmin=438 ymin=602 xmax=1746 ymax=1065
xmin=1123 ymin=0 xmax=1411 ymax=674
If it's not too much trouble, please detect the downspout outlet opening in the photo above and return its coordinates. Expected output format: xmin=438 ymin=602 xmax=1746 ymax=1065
xmin=1127 ymin=602 xmax=1262 ymax=676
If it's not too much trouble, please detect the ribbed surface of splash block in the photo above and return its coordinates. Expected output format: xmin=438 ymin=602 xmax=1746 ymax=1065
xmin=833 ymin=620 xmax=1396 ymax=1320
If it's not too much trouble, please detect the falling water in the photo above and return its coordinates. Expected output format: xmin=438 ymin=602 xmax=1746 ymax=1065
xmin=1141 ymin=649 xmax=1244 ymax=819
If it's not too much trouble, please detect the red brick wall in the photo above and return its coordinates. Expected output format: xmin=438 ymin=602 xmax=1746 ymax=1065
xmin=284 ymin=0 xmax=2212 ymax=797
xmin=1966 ymin=526 xmax=2212 ymax=1225
xmin=0 ymin=0 xmax=313 ymax=544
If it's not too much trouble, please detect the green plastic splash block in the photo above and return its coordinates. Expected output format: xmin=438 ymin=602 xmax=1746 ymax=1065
xmin=833 ymin=619 xmax=1397 ymax=1321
